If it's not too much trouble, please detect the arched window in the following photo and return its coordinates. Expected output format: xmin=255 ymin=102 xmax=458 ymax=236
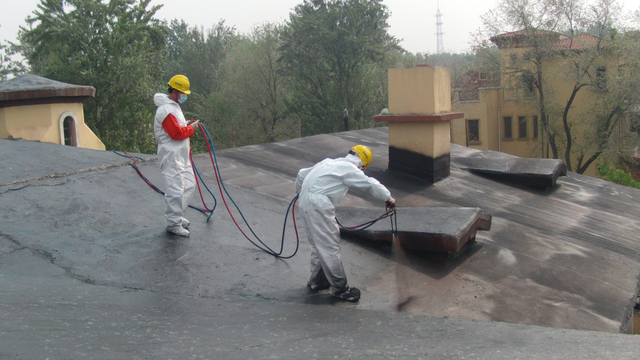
xmin=58 ymin=111 xmax=79 ymax=147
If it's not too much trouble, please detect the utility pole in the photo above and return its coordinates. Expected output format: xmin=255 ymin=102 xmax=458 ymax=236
xmin=435 ymin=2 xmax=444 ymax=54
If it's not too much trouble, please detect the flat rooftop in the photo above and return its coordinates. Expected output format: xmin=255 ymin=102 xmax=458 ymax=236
xmin=1 ymin=127 xmax=640 ymax=358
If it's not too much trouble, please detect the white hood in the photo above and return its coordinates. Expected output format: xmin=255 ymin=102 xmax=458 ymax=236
xmin=344 ymin=153 xmax=363 ymax=168
xmin=154 ymin=93 xmax=176 ymax=107
xmin=153 ymin=92 xmax=189 ymax=157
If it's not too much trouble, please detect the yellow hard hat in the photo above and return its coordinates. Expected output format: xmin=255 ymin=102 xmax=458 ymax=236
xmin=168 ymin=74 xmax=191 ymax=94
xmin=351 ymin=145 xmax=372 ymax=170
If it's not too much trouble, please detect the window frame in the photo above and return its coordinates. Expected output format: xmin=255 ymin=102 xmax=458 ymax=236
xmin=503 ymin=116 xmax=513 ymax=140
xmin=518 ymin=116 xmax=528 ymax=139
xmin=59 ymin=111 xmax=79 ymax=147
xmin=466 ymin=119 xmax=481 ymax=145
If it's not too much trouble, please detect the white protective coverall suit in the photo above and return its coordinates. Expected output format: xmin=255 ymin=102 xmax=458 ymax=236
xmin=295 ymin=153 xmax=392 ymax=294
xmin=153 ymin=93 xmax=196 ymax=228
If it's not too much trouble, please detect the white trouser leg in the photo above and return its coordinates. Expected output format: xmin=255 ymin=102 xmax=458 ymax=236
xmin=164 ymin=165 xmax=195 ymax=227
xmin=307 ymin=233 xmax=323 ymax=282
xmin=300 ymin=194 xmax=348 ymax=294
xmin=181 ymin=166 xmax=196 ymax=215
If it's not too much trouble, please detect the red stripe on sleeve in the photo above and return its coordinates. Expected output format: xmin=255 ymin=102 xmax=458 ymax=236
xmin=162 ymin=114 xmax=195 ymax=140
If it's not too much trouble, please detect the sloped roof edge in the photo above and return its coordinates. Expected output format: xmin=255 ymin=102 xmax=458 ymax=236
xmin=490 ymin=30 xmax=604 ymax=51
xmin=490 ymin=29 xmax=561 ymax=41
xmin=0 ymin=74 xmax=95 ymax=103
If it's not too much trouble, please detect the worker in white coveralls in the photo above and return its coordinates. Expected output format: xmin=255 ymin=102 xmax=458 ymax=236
xmin=295 ymin=145 xmax=395 ymax=302
xmin=154 ymin=74 xmax=200 ymax=237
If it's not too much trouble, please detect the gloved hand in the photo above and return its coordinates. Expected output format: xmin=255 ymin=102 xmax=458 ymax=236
xmin=386 ymin=197 xmax=396 ymax=209
xmin=188 ymin=120 xmax=200 ymax=127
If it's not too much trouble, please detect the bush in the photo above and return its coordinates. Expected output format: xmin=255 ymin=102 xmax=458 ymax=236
xmin=596 ymin=164 xmax=640 ymax=189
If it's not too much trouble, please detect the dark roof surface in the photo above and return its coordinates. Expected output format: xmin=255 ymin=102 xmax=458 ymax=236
xmin=1 ymin=129 xmax=640 ymax=358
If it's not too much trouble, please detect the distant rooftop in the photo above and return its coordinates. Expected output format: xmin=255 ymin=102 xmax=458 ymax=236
xmin=0 ymin=74 xmax=95 ymax=107
xmin=490 ymin=29 xmax=604 ymax=50
xmin=555 ymin=32 xmax=603 ymax=50
xmin=491 ymin=29 xmax=559 ymax=39
xmin=452 ymin=70 xmax=500 ymax=101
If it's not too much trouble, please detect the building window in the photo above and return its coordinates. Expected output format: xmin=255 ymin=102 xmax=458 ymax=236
xmin=63 ymin=117 xmax=77 ymax=146
xmin=59 ymin=111 xmax=79 ymax=147
xmin=504 ymin=117 xmax=513 ymax=139
xmin=596 ymin=66 xmax=606 ymax=89
xmin=533 ymin=116 xmax=538 ymax=139
xmin=479 ymin=72 xmax=495 ymax=80
xmin=522 ymin=72 xmax=534 ymax=94
xmin=518 ymin=116 xmax=527 ymax=139
xmin=509 ymin=53 xmax=517 ymax=66
xmin=628 ymin=113 xmax=640 ymax=134
xmin=466 ymin=119 xmax=480 ymax=144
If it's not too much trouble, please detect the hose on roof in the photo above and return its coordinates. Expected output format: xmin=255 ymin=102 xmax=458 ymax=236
xmin=116 ymin=122 xmax=395 ymax=259
xmin=113 ymin=150 xmax=217 ymax=216
xmin=336 ymin=208 xmax=396 ymax=232
xmin=194 ymin=123 xmax=301 ymax=259
xmin=114 ymin=123 xmax=302 ymax=259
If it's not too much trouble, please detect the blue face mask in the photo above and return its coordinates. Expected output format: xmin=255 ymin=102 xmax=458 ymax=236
xmin=178 ymin=94 xmax=188 ymax=104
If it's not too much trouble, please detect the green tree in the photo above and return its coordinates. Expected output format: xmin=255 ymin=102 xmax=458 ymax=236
xmin=162 ymin=21 xmax=236 ymax=151
xmin=417 ymin=52 xmax=479 ymax=79
xmin=222 ymin=23 xmax=297 ymax=144
xmin=574 ymin=31 xmax=640 ymax=173
xmin=0 ymin=37 xmax=26 ymax=81
xmin=279 ymin=0 xmax=401 ymax=136
xmin=162 ymin=19 xmax=191 ymax=83
xmin=13 ymin=0 xmax=167 ymax=152
xmin=0 ymin=41 xmax=10 ymax=81
xmin=164 ymin=20 xmax=235 ymax=95
xmin=597 ymin=164 xmax=640 ymax=189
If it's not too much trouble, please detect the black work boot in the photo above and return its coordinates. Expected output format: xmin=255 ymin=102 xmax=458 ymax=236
xmin=333 ymin=287 xmax=361 ymax=302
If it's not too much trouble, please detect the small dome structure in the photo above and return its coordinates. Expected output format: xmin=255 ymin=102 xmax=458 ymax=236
xmin=0 ymin=74 xmax=104 ymax=150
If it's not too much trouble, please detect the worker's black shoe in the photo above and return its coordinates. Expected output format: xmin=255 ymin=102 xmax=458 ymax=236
xmin=333 ymin=287 xmax=361 ymax=302
xmin=308 ymin=278 xmax=331 ymax=291
xmin=308 ymin=269 xmax=331 ymax=291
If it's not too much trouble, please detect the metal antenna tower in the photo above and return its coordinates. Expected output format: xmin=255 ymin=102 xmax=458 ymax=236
xmin=435 ymin=2 xmax=444 ymax=54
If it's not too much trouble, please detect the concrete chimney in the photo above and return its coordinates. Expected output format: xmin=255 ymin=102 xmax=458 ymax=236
xmin=375 ymin=65 xmax=463 ymax=183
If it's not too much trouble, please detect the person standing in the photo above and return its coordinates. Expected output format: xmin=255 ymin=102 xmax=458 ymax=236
xmin=295 ymin=145 xmax=395 ymax=302
xmin=153 ymin=74 xmax=199 ymax=237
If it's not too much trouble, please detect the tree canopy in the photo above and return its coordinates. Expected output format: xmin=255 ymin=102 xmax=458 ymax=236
xmin=279 ymin=0 xmax=401 ymax=135
xmin=6 ymin=0 xmax=406 ymax=152
xmin=7 ymin=0 xmax=638 ymax=175
xmin=13 ymin=0 xmax=167 ymax=152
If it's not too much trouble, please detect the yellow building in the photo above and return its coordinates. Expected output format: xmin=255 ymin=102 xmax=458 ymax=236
xmin=451 ymin=31 xmax=623 ymax=177
xmin=0 ymin=74 xmax=105 ymax=150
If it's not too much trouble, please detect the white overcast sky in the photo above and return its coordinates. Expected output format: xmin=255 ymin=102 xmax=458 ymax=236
xmin=1 ymin=0 xmax=639 ymax=55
